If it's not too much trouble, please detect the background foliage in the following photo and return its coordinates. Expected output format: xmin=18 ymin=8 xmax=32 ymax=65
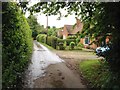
xmin=27 ymin=15 xmax=45 ymax=39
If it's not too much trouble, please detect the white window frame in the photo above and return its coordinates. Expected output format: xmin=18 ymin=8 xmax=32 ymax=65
xmin=63 ymin=35 xmax=66 ymax=39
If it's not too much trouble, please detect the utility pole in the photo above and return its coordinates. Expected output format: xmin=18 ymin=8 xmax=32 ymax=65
xmin=46 ymin=14 xmax=48 ymax=31
xmin=46 ymin=14 xmax=48 ymax=44
xmin=46 ymin=2 xmax=48 ymax=44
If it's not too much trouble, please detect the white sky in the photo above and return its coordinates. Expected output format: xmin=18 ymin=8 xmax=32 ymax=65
xmin=25 ymin=1 xmax=78 ymax=28
xmin=25 ymin=11 xmax=77 ymax=28
xmin=36 ymin=14 xmax=76 ymax=28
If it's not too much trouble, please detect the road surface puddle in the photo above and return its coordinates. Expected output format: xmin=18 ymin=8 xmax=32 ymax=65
xmin=24 ymin=41 xmax=64 ymax=88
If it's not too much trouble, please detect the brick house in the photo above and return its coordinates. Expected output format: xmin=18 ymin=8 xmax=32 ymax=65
xmin=57 ymin=18 xmax=111 ymax=49
xmin=80 ymin=34 xmax=111 ymax=49
xmin=57 ymin=17 xmax=83 ymax=39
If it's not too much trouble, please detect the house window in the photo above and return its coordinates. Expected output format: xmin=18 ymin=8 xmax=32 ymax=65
xmin=84 ymin=37 xmax=90 ymax=45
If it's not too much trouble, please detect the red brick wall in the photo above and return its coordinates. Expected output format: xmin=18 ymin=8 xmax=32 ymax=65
xmin=80 ymin=36 xmax=111 ymax=49
xmin=80 ymin=38 xmax=97 ymax=49
xmin=62 ymin=26 xmax=68 ymax=39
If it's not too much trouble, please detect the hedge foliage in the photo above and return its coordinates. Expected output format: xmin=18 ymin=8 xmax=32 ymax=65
xmin=57 ymin=39 xmax=65 ymax=50
xmin=37 ymin=34 xmax=63 ymax=49
xmin=67 ymin=36 xmax=77 ymax=39
xmin=2 ymin=2 xmax=33 ymax=88
xmin=76 ymin=37 xmax=80 ymax=45
xmin=36 ymin=34 xmax=47 ymax=43
xmin=57 ymin=38 xmax=65 ymax=44
xmin=69 ymin=42 xmax=75 ymax=50
xmin=47 ymin=36 xmax=57 ymax=49
xmin=36 ymin=34 xmax=77 ymax=50
xmin=65 ymin=39 xmax=76 ymax=46
xmin=37 ymin=34 xmax=58 ymax=49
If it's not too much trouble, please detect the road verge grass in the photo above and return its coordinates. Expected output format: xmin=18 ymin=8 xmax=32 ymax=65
xmin=37 ymin=41 xmax=56 ymax=51
xmin=79 ymin=59 xmax=120 ymax=88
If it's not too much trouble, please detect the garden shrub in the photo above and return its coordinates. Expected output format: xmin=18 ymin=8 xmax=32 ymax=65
xmin=77 ymin=43 xmax=84 ymax=48
xmin=67 ymin=36 xmax=77 ymax=39
xmin=58 ymin=42 xmax=65 ymax=50
xmin=57 ymin=38 xmax=65 ymax=50
xmin=74 ymin=46 xmax=82 ymax=50
xmin=65 ymin=39 xmax=76 ymax=46
xmin=37 ymin=35 xmax=66 ymax=50
xmin=50 ymin=36 xmax=57 ymax=49
xmin=57 ymin=38 xmax=65 ymax=44
xmin=46 ymin=36 xmax=51 ymax=46
xmin=69 ymin=42 xmax=75 ymax=50
xmin=2 ymin=2 xmax=33 ymax=88
xmin=36 ymin=34 xmax=40 ymax=41
xmin=76 ymin=37 xmax=80 ymax=45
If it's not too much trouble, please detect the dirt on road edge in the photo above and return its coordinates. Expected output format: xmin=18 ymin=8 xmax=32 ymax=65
xmin=34 ymin=62 xmax=87 ymax=88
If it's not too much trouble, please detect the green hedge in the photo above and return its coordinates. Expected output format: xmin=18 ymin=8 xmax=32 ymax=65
xmin=67 ymin=36 xmax=77 ymax=39
xmin=36 ymin=34 xmax=47 ymax=43
xmin=2 ymin=2 xmax=33 ymax=88
xmin=77 ymin=43 xmax=84 ymax=48
xmin=51 ymin=36 xmax=57 ymax=49
xmin=57 ymin=39 xmax=65 ymax=50
xmin=46 ymin=36 xmax=57 ymax=49
xmin=37 ymin=34 xmax=57 ymax=49
xmin=76 ymin=37 xmax=80 ymax=45
xmin=46 ymin=36 xmax=51 ymax=46
xmin=36 ymin=34 xmax=77 ymax=50
xmin=69 ymin=42 xmax=75 ymax=50
xmin=65 ymin=39 xmax=76 ymax=46
xmin=57 ymin=38 xmax=65 ymax=44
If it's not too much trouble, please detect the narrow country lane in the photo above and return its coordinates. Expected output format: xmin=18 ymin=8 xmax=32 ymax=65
xmin=24 ymin=40 xmax=86 ymax=88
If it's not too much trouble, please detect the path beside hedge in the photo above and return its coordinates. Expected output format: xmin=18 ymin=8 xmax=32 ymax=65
xmin=24 ymin=41 xmax=87 ymax=88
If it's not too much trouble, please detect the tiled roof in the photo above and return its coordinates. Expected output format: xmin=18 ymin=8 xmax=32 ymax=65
xmin=64 ymin=25 xmax=73 ymax=34
xmin=64 ymin=24 xmax=83 ymax=34
xmin=57 ymin=18 xmax=83 ymax=36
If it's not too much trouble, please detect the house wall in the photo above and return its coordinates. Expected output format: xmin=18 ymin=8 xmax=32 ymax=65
xmin=106 ymin=36 xmax=111 ymax=44
xmin=80 ymin=38 xmax=97 ymax=49
xmin=80 ymin=38 xmax=84 ymax=44
xmin=80 ymin=35 xmax=112 ymax=49
xmin=62 ymin=26 xmax=68 ymax=39
xmin=61 ymin=18 xmax=83 ymax=39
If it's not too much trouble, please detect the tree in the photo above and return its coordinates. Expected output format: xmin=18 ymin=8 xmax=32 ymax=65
xmin=47 ymin=27 xmax=58 ymax=36
xmin=27 ymin=15 xmax=45 ymax=39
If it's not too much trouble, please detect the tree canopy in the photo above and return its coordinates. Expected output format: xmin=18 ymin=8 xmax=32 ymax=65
xmin=19 ymin=2 xmax=120 ymax=72
xmin=27 ymin=15 xmax=45 ymax=39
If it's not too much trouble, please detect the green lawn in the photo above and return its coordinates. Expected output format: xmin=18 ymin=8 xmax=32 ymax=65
xmin=79 ymin=60 xmax=120 ymax=88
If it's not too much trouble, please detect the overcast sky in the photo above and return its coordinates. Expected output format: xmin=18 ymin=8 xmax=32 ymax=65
xmin=36 ymin=14 xmax=76 ymax=28
xmin=25 ymin=1 xmax=78 ymax=28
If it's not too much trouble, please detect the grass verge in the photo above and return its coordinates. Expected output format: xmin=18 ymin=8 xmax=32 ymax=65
xmin=79 ymin=59 xmax=120 ymax=88
xmin=37 ymin=42 xmax=56 ymax=51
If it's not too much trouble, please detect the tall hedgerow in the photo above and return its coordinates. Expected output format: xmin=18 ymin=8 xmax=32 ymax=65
xmin=36 ymin=34 xmax=47 ymax=43
xmin=2 ymin=2 xmax=33 ymax=88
